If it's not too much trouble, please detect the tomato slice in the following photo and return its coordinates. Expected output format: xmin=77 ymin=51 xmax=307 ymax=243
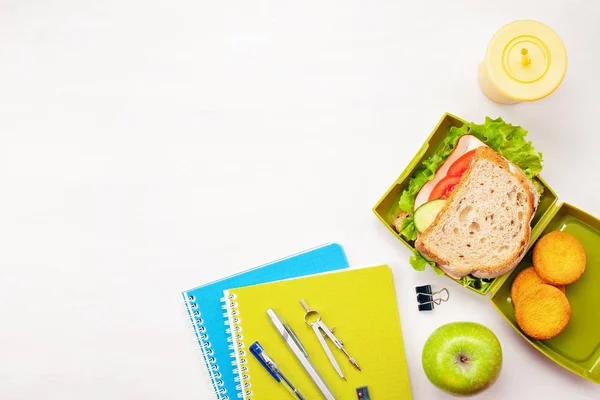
xmin=447 ymin=149 xmax=477 ymax=177
xmin=429 ymin=175 xmax=462 ymax=201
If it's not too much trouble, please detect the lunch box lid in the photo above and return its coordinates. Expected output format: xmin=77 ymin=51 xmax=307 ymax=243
xmin=490 ymin=202 xmax=600 ymax=384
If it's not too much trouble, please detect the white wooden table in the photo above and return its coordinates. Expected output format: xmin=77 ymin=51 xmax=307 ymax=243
xmin=1 ymin=1 xmax=599 ymax=399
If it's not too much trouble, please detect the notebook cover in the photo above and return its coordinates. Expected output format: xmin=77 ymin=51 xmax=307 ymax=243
xmin=223 ymin=265 xmax=412 ymax=400
xmin=182 ymin=243 xmax=349 ymax=400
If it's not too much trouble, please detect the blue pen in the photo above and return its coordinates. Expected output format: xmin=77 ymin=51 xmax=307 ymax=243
xmin=249 ymin=341 xmax=306 ymax=400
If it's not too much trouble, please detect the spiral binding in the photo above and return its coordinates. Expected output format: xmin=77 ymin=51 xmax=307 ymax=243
xmin=183 ymin=293 xmax=230 ymax=400
xmin=222 ymin=292 xmax=253 ymax=400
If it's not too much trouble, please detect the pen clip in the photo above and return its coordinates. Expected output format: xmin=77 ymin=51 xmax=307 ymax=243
xmin=284 ymin=323 xmax=308 ymax=357
xmin=249 ymin=342 xmax=281 ymax=382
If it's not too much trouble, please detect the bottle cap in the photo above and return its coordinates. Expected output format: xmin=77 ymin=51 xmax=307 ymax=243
xmin=484 ymin=20 xmax=567 ymax=101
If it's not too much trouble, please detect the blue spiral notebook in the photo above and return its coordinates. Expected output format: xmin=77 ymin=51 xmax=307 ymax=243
xmin=182 ymin=243 xmax=349 ymax=400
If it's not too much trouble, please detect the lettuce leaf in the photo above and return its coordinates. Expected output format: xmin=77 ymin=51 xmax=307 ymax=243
xmin=468 ymin=117 xmax=543 ymax=179
xmin=533 ymin=179 xmax=545 ymax=198
xmin=397 ymin=117 xmax=543 ymax=286
xmin=409 ymin=248 xmax=444 ymax=275
xmin=409 ymin=248 xmax=427 ymax=271
xmin=457 ymin=275 xmax=494 ymax=292
xmin=398 ymin=217 xmax=417 ymax=241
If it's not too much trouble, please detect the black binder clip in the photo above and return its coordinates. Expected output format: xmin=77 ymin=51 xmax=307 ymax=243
xmin=416 ymin=285 xmax=449 ymax=311
xmin=356 ymin=386 xmax=371 ymax=400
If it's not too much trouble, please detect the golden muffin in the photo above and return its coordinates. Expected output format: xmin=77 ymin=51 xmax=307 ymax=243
xmin=515 ymin=284 xmax=571 ymax=340
xmin=533 ymin=231 xmax=586 ymax=285
xmin=511 ymin=266 xmax=565 ymax=304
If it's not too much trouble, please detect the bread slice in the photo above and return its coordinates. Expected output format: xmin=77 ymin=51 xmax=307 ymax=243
xmin=415 ymin=147 xmax=538 ymax=279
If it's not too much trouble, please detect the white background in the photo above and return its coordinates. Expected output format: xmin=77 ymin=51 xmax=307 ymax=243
xmin=1 ymin=0 xmax=599 ymax=399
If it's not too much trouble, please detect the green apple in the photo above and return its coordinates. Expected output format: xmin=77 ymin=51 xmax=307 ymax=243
xmin=421 ymin=321 xmax=502 ymax=397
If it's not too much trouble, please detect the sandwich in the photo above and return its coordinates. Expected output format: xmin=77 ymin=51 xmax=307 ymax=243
xmin=393 ymin=117 xmax=544 ymax=288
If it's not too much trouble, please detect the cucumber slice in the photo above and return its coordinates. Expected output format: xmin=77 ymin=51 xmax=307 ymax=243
xmin=414 ymin=199 xmax=446 ymax=233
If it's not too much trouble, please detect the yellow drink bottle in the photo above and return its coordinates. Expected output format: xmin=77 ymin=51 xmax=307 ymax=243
xmin=478 ymin=20 xmax=568 ymax=104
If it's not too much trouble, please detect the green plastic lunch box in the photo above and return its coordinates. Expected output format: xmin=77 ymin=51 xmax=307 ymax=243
xmin=373 ymin=112 xmax=600 ymax=384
